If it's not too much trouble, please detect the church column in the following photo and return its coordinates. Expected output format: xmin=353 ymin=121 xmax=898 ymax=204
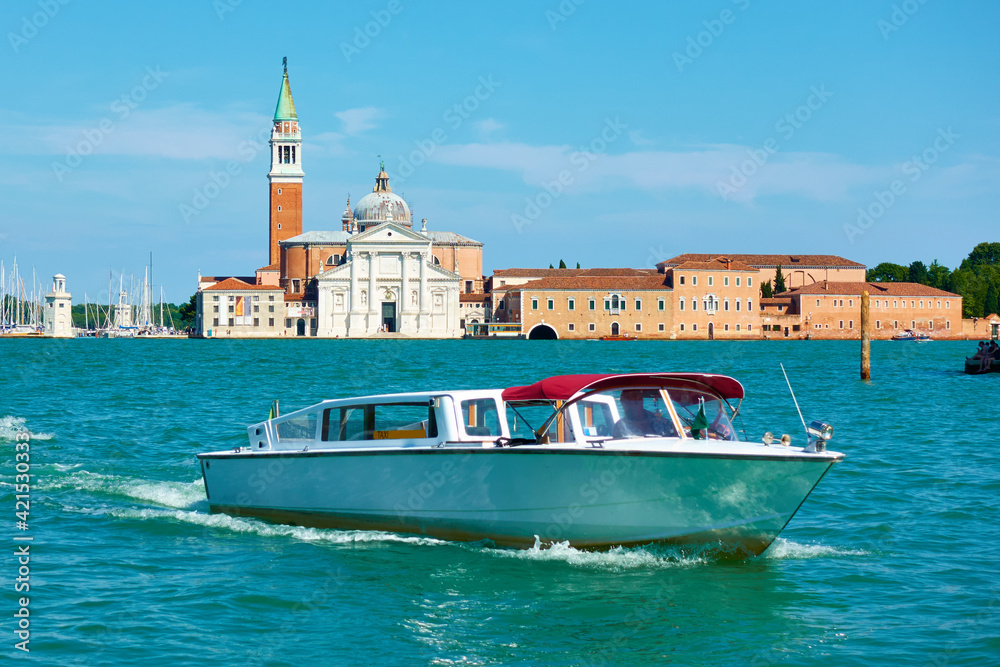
xmin=368 ymin=250 xmax=379 ymax=332
xmin=347 ymin=251 xmax=362 ymax=337
xmin=400 ymin=252 xmax=412 ymax=314
xmin=418 ymin=251 xmax=430 ymax=332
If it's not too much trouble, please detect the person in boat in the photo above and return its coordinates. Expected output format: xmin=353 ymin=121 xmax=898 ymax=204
xmin=613 ymin=389 xmax=677 ymax=438
xmin=983 ymin=341 xmax=1000 ymax=372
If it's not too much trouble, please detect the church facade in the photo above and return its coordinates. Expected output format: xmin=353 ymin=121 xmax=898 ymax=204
xmin=195 ymin=60 xmax=482 ymax=339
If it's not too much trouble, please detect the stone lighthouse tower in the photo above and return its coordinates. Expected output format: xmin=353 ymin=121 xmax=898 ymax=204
xmin=43 ymin=274 xmax=73 ymax=338
xmin=267 ymin=57 xmax=304 ymax=267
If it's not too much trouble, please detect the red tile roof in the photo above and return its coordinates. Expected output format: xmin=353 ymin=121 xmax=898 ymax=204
xmin=202 ymin=278 xmax=283 ymax=291
xmin=657 ymin=254 xmax=865 ymax=269
xmin=780 ymin=281 xmax=959 ymax=298
xmin=514 ymin=275 xmax=670 ymax=291
xmin=256 ymin=263 xmax=280 ymax=272
xmin=494 ymin=268 xmax=658 ymax=278
xmin=670 ymin=257 xmax=757 ymax=272
xmin=459 ymin=293 xmax=489 ymax=302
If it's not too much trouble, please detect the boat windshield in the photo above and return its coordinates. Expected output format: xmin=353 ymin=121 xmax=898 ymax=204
xmin=668 ymin=387 xmax=738 ymax=441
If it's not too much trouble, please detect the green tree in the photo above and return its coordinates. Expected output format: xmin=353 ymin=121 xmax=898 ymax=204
xmin=177 ymin=294 xmax=197 ymax=329
xmin=773 ymin=265 xmax=786 ymax=294
xmin=575 ymin=262 xmax=580 ymax=269
xmin=960 ymin=242 xmax=1000 ymax=270
xmin=558 ymin=259 xmax=567 ymax=269
xmin=867 ymin=262 xmax=909 ymax=282
xmin=986 ymin=281 xmax=1000 ymax=317
xmin=760 ymin=280 xmax=773 ymax=299
xmin=928 ymin=259 xmax=951 ymax=290
xmin=908 ymin=260 xmax=929 ymax=285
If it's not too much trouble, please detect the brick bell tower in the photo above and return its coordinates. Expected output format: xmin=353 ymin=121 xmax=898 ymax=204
xmin=268 ymin=57 xmax=304 ymax=267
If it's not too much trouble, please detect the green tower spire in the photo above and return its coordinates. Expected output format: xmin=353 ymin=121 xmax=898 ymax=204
xmin=273 ymin=57 xmax=297 ymax=121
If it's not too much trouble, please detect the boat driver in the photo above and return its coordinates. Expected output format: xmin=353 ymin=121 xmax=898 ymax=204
xmin=613 ymin=389 xmax=677 ymax=438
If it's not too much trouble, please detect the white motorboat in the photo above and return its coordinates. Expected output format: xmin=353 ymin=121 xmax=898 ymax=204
xmin=197 ymin=373 xmax=844 ymax=555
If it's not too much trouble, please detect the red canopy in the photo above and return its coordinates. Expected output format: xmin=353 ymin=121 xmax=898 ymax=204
xmin=501 ymin=373 xmax=744 ymax=402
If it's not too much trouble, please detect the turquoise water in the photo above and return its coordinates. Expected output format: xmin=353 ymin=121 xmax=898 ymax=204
xmin=2 ymin=338 xmax=999 ymax=666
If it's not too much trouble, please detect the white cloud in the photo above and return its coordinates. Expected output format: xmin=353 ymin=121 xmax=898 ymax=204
xmin=334 ymin=107 xmax=384 ymax=135
xmin=474 ymin=118 xmax=505 ymax=140
xmin=628 ymin=130 xmax=655 ymax=147
xmin=431 ymin=141 xmax=903 ymax=203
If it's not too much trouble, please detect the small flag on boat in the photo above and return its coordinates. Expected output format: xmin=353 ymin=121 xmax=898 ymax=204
xmin=691 ymin=399 xmax=708 ymax=440
xmin=268 ymin=399 xmax=279 ymax=420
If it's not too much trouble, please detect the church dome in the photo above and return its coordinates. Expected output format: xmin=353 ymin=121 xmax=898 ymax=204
xmin=352 ymin=167 xmax=411 ymax=229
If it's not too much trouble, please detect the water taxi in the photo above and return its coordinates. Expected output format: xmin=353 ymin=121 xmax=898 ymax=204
xmin=197 ymin=373 xmax=844 ymax=555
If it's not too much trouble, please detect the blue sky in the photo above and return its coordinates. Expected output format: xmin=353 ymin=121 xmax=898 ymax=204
xmin=2 ymin=0 xmax=998 ymax=302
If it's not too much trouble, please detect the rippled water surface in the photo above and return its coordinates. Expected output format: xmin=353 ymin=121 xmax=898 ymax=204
xmin=1 ymin=338 xmax=998 ymax=666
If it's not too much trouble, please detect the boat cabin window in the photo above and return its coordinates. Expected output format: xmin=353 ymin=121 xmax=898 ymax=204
xmin=461 ymin=398 xmax=502 ymax=437
xmin=505 ymin=402 xmax=556 ymax=440
xmin=576 ymin=398 xmax=616 ymax=438
xmin=275 ymin=412 xmax=318 ymax=442
xmin=321 ymin=402 xmax=438 ymax=441
xmin=606 ymin=389 xmax=678 ymax=439
xmin=667 ymin=387 xmax=737 ymax=441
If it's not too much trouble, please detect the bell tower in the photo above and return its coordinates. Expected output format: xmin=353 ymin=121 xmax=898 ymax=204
xmin=268 ymin=57 xmax=304 ymax=266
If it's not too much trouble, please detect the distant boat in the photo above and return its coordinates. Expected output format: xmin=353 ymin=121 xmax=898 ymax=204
xmin=599 ymin=334 xmax=638 ymax=341
xmin=965 ymin=342 xmax=1000 ymax=374
xmin=891 ymin=330 xmax=929 ymax=341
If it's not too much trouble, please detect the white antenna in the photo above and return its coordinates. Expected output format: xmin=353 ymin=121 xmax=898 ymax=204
xmin=780 ymin=363 xmax=809 ymax=439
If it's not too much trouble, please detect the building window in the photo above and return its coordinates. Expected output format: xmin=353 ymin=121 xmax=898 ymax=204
xmin=816 ymin=299 xmax=821 ymax=307
xmin=679 ymin=276 xmax=685 ymax=286
xmin=658 ymin=298 xmax=665 ymax=311
xmin=839 ymin=320 xmax=844 ymax=329
xmin=568 ymin=323 xmax=575 ymax=331
xmin=849 ymin=299 xmax=854 ymax=307
xmin=911 ymin=320 xmax=916 ymax=329
xmin=893 ymin=320 xmax=899 ymax=328
xmin=946 ymin=301 xmax=950 ymax=309
xmin=724 ymin=277 xmax=729 ymax=286
xmin=212 ymin=295 xmax=219 ymax=301
xmin=680 ymin=323 xmax=685 ymax=331
xmin=679 ymin=298 xmax=685 ymax=311
xmin=269 ymin=295 xmax=275 ymax=301
xmin=277 ymin=206 xmax=282 ymax=212
xmin=736 ymin=300 xmax=741 ymax=312
xmin=531 ymin=298 xmax=538 ymax=310
xmin=747 ymin=277 xmax=753 ymax=287
xmin=692 ymin=299 xmax=697 ymax=311
xmin=229 ymin=305 xmax=235 ymax=313
xmin=724 ymin=323 xmax=730 ymax=332
xmin=253 ymin=305 xmax=259 ymax=313
xmin=692 ymin=323 xmax=698 ymax=331
xmin=568 ymin=298 xmax=575 ymax=310
xmin=736 ymin=323 xmax=741 ymax=331
xmin=268 ymin=318 xmax=274 ymax=327
xmin=911 ymin=301 xmax=915 ymax=308
xmin=929 ymin=321 xmax=934 ymax=330
xmin=634 ymin=298 xmax=642 ymax=311
xmin=658 ymin=323 xmax=665 ymax=331
xmin=268 ymin=305 xmax=274 ymax=313
xmin=708 ymin=276 xmax=714 ymax=286
xmin=876 ymin=320 xmax=882 ymax=329
xmin=588 ymin=323 xmax=596 ymax=332
xmin=893 ymin=300 xmax=898 ymax=308
xmin=747 ymin=299 xmax=752 ymax=311
xmin=212 ymin=317 xmax=219 ymax=327
xmin=849 ymin=320 xmax=854 ymax=328
xmin=213 ymin=305 xmax=219 ymax=313
xmin=285 ymin=318 xmax=291 ymax=328
xmin=589 ymin=298 xmax=596 ymax=310
xmin=547 ymin=298 xmax=554 ymax=310
xmin=736 ymin=277 xmax=741 ymax=287
xmin=692 ymin=276 xmax=698 ymax=286
xmin=946 ymin=320 xmax=951 ymax=329
xmin=724 ymin=299 xmax=730 ymax=312
xmin=635 ymin=323 xmax=642 ymax=332
xmin=277 ymin=188 xmax=282 ymax=195
xmin=253 ymin=317 xmax=260 ymax=326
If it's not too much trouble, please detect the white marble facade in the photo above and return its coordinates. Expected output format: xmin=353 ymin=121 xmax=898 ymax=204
xmin=315 ymin=223 xmax=461 ymax=338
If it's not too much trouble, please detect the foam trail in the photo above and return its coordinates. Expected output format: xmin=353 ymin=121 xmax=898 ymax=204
xmin=0 ymin=415 xmax=54 ymax=441
xmin=763 ymin=538 xmax=868 ymax=559
xmin=478 ymin=536 xmax=710 ymax=571
xmin=38 ymin=470 xmax=207 ymax=509
xmin=108 ymin=506 xmax=448 ymax=546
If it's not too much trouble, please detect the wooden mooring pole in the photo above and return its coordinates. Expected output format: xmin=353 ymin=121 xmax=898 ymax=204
xmin=861 ymin=290 xmax=871 ymax=380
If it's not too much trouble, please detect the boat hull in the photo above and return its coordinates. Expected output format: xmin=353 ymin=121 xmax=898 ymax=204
xmin=965 ymin=358 xmax=1000 ymax=374
xmin=199 ymin=447 xmax=841 ymax=555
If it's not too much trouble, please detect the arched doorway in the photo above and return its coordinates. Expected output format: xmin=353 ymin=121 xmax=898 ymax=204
xmin=611 ymin=322 xmax=620 ymax=336
xmin=528 ymin=324 xmax=558 ymax=340
xmin=296 ymin=318 xmax=306 ymax=336
xmin=708 ymin=322 xmax=714 ymax=340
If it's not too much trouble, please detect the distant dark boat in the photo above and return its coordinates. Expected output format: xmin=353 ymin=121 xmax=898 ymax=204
xmin=599 ymin=334 xmax=638 ymax=341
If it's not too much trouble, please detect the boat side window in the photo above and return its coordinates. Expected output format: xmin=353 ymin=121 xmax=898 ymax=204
xmin=323 ymin=403 xmax=438 ymax=441
xmin=505 ymin=402 xmax=555 ymax=440
xmin=275 ymin=412 xmax=318 ymax=442
xmin=609 ymin=389 xmax=678 ymax=439
xmin=576 ymin=399 xmax=615 ymax=438
xmin=461 ymin=398 xmax=502 ymax=437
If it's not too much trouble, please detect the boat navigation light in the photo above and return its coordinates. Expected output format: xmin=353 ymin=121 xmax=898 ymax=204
xmin=780 ymin=434 xmax=792 ymax=446
xmin=762 ymin=431 xmax=774 ymax=445
xmin=807 ymin=420 xmax=833 ymax=441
